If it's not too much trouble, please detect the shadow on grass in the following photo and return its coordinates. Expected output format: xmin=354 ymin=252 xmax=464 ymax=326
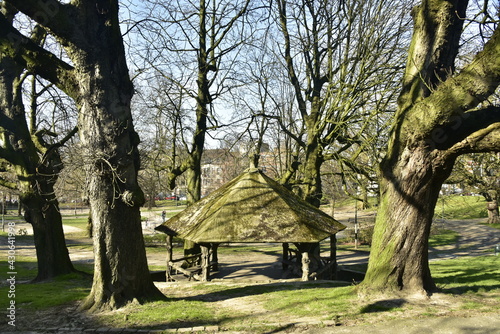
xmin=359 ymin=299 xmax=407 ymax=313
xmin=431 ymin=256 xmax=500 ymax=294
xmin=118 ymin=281 xmax=353 ymax=331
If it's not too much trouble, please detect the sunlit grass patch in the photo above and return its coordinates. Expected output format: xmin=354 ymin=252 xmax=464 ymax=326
xmin=62 ymin=217 xmax=89 ymax=230
xmin=97 ymin=299 xmax=217 ymax=329
xmin=259 ymin=284 xmax=356 ymax=319
xmin=0 ymin=255 xmax=38 ymax=282
xmin=431 ymin=255 xmax=500 ymax=292
xmin=429 ymin=229 xmax=460 ymax=247
xmin=484 ymin=222 xmax=500 ymax=230
xmin=436 ymin=195 xmax=488 ymax=219
xmin=0 ymin=272 xmax=91 ymax=310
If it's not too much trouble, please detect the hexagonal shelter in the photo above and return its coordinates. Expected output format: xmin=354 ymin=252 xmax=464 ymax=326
xmin=155 ymin=168 xmax=345 ymax=281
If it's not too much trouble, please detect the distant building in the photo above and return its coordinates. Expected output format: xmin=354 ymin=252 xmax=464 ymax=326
xmin=200 ymin=144 xmax=280 ymax=196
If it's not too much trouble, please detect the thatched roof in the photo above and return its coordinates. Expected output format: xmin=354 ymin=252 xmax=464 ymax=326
xmin=155 ymin=168 xmax=345 ymax=243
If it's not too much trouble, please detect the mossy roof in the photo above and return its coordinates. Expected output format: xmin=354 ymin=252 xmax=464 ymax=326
xmin=155 ymin=168 xmax=345 ymax=243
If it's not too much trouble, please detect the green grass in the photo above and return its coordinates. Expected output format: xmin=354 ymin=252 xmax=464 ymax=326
xmin=431 ymin=255 xmax=500 ymax=292
xmin=1 ymin=195 xmax=497 ymax=331
xmin=259 ymin=283 xmax=355 ymax=318
xmin=0 ymin=255 xmax=92 ymax=311
xmin=483 ymin=222 xmax=500 ymax=230
xmin=1 ymin=248 xmax=498 ymax=331
xmin=0 ymin=255 xmax=38 ymax=281
xmin=435 ymin=195 xmax=488 ymax=219
xmin=429 ymin=229 xmax=460 ymax=247
xmin=2 ymin=273 xmax=91 ymax=310
xmin=62 ymin=217 xmax=89 ymax=230
xmin=95 ymin=256 xmax=499 ymax=329
xmin=98 ymin=299 xmax=217 ymax=329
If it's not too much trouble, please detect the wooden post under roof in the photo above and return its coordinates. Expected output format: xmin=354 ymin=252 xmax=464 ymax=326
xmin=200 ymin=244 xmax=211 ymax=281
xmin=282 ymin=243 xmax=289 ymax=270
xmin=165 ymin=234 xmax=173 ymax=281
xmin=330 ymin=235 xmax=337 ymax=280
xmin=211 ymin=243 xmax=219 ymax=271
xmin=301 ymin=251 xmax=310 ymax=281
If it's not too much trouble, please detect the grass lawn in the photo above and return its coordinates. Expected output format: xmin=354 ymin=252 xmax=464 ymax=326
xmin=1 ymin=250 xmax=498 ymax=332
xmin=62 ymin=217 xmax=88 ymax=230
xmin=435 ymin=195 xmax=488 ymax=220
xmin=0 ymin=195 xmax=498 ymax=332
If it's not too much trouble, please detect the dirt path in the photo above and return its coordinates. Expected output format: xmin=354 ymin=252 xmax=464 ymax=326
xmin=431 ymin=218 xmax=500 ymax=258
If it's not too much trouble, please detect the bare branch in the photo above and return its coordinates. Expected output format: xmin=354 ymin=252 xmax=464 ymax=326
xmin=0 ymin=14 xmax=78 ymax=98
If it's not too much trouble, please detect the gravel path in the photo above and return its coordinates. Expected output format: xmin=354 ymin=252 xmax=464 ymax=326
xmin=430 ymin=218 xmax=500 ymax=258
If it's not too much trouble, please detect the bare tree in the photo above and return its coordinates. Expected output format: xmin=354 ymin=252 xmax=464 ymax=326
xmin=0 ymin=3 xmax=77 ymax=281
xmin=269 ymin=0 xmax=409 ymax=207
xmin=130 ymin=0 xmax=257 ymax=262
xmin=132 ymin=0 xmax=253 ymax=203
xmin=448 ymin=153 xmax=500 ymax=224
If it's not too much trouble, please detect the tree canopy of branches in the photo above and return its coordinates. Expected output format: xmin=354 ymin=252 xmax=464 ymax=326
xmin=448 ymin=153 xmax=500 ymax=224
xmin=259 ymin=0 xmax=410 ymax=207
xmin=130 ymin=0 xmax=254 ymax=204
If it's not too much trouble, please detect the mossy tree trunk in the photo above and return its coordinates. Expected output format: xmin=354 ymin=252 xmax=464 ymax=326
xmin=360 ymin=0 xmax=500 ymax=295
xmin=0 ymin=4 xmax=75 ymax=281
xmin=1 ymin=0 xmax=164 ymax=310
xmin=302 ymin=132 xmax=324 ymax=208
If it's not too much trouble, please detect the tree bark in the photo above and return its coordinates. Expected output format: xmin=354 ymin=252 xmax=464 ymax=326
xmin=66 ymin=4 xmax=164 ymax=311
xmin=362 ymin=146 xmax=455 ymax=294
xmin=22 ymin=188 xmax=75 ymax=281
xmin=302 ymin=132 xmax=324 ymax=208
xmin=486 ymin=200 xmax=499 ymax=224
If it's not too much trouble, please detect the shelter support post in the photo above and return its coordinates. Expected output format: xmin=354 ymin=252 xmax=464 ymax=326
xmin=200 ymin=244 xmax=211 ymax=281
xmin=301 ymin=251 xmax=310 ymax=281
xmin=165 ymin=235 xmax=173 ymax=281
xmin=282 ymin=243 xmax=289 ymax=270
xmin=211 ymin=243 xmax=219 ymax=271
xmin=330 ymin=235 xmax=337 ymax=280
xmin=296 ymin=243 xmax=313 ymax=281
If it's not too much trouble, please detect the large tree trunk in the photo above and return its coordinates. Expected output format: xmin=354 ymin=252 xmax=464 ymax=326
xmin=181 ymin=0 xmax=210 ymax=262
xmin=183 ymin=166 xmax=202 ymax=265
xmin=71 ymin=3 xmax=164 ymax=311
xmin=22 ymin=186 xmax=75 ymax=281
xmin=1 ymin=1 xmax=165 ymax=309
xmin=361 ymin=146 xmax=455 ymax=294
xmin=302 ymin=136 xmax=324 ymax=208
xmin=484 ymin=190 xmax=499 ymax=224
